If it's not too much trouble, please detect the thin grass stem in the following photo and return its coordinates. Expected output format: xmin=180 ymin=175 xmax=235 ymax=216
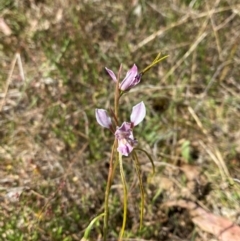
xmin=119 ymin=154 xmax=127 ymax=241
xmin=134 ymin=148 xmax=155 ymax=175
xmin=132 ymin=151 xmax=144 ymax=229
xmin=103 ymin=140 xmax=117 ymax=241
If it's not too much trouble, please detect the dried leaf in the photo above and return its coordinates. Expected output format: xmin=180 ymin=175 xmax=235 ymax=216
xmin=165 ymin=200 xmax=240 ymax=241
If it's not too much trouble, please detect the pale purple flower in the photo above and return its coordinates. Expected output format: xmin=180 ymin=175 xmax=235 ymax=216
xmin=115 ymin=122 xmax=137 ymax=156
xmin=95 ymin=102 xmax=146 ymax=156
xmin=95 ymin=109 xmax=112 ymax=128
xmin=105 ymin=64 xmax=141 ymax=91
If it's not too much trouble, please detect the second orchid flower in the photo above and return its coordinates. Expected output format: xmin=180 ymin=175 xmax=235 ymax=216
xmin=95 ymin=101 xmax=146 ymax=156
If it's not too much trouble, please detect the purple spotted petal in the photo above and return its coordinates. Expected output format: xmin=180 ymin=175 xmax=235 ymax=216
xmin=120 ymin=64 xmax=140 ymax=91
xmin=130 ymin=101 xmax=146 ymax=126
xmin=95 ymin=109 xmax=112 ymax=128
xmin=105 ymin=67 xmax=117 ymax=83
xmin=115 ymin=122 xmax=137 ymax=156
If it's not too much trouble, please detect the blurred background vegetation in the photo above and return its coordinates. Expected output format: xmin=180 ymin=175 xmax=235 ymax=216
xmin=0 ymin=0 xmax=240 ymax=240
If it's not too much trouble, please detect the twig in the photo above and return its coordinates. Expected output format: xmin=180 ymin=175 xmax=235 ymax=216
xmin=205 ymin=0 xmax=222 ymax=59
xmin=0 ymin=54 xmax=18 ymax=112
xmin=0 ymin=53 xmax=25 ymax=112
xmin=160 ymin=5 xmax=210 ymax=82
xmin=130 ymin=4 xmax=239 ymax=52
xmin=130 ymin=15 xmax=190 ymax=52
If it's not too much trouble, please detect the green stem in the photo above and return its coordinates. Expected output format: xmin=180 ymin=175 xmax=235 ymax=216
xmin=103 ymin=140 xmax=116 ymax=241
xmin=140 ymin=55 xmax=169 ymax=75
xmin=119 ymin=154 xmax=127 ymax=241
xmin=132 ymin=151 xmax=144 ymax=229
xmin=134 ymin=148 xmax=155 ymax=175
xmin=83 ymin=213 xmax=105 ymax=240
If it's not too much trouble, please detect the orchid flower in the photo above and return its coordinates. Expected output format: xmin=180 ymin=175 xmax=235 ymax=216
xmin=95 ymin=101 xmax=146 ymax=156
xmin=105 ymin=64 xmax=141 ymax=91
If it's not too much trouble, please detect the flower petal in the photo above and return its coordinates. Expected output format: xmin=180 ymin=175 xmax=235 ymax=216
xmin=120 ymin=64 xmax=139 ymax=91
xmin=105 ymin=67 xmax=117 ymax=83
xmin=115 ymin=122 xmax=137 ymax=156
xmin=95 ymin=109 xmax=112 ymax=128
xmin=117 ymin=140 xmax=134 ymax=156
xmin=115 ymin=122 xmax=132 ymax=133
xmin=130 ymin=101 xmax=146 ymax=126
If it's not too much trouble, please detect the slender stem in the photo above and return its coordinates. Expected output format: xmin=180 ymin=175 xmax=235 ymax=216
xmin=103 ymin=140 xmax=117 ymax=241
xmin=134 ymin=148 xmax=155 ymax=175
xmin=114 ymin=91 xmax=118 ymax=117
xmin=132 ymin=151 xmax=144 ymax=229
xmin=104 ymin=64 xmax=121 ymax=240
xmin=140 ymin=55 xmax=169 ymax=75
xmin=114 ymin=64 xmax=121 ymax=119
xmin=119 ymin=154 xmax=127 ymax=241
xmin=83 ymin=213 xmax=105 ymax=240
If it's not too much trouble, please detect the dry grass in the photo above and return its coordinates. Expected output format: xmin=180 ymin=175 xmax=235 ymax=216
xmin=0 ymin=0 xmax=240 ymax=240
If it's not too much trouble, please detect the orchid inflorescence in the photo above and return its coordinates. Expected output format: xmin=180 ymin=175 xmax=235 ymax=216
xmin=96 ymin=64 xmax=146 ymax=157
xmin=83 ymin=54 xmax=167 ymax=241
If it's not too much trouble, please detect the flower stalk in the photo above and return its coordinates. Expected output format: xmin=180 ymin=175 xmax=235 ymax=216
xmin=103 ymin=140 xmax=117 ymax=241
xmin=118 ymin=153 xmax=127 ymax=241
xmin=92 ymin=53 xmax=167 ymax=240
